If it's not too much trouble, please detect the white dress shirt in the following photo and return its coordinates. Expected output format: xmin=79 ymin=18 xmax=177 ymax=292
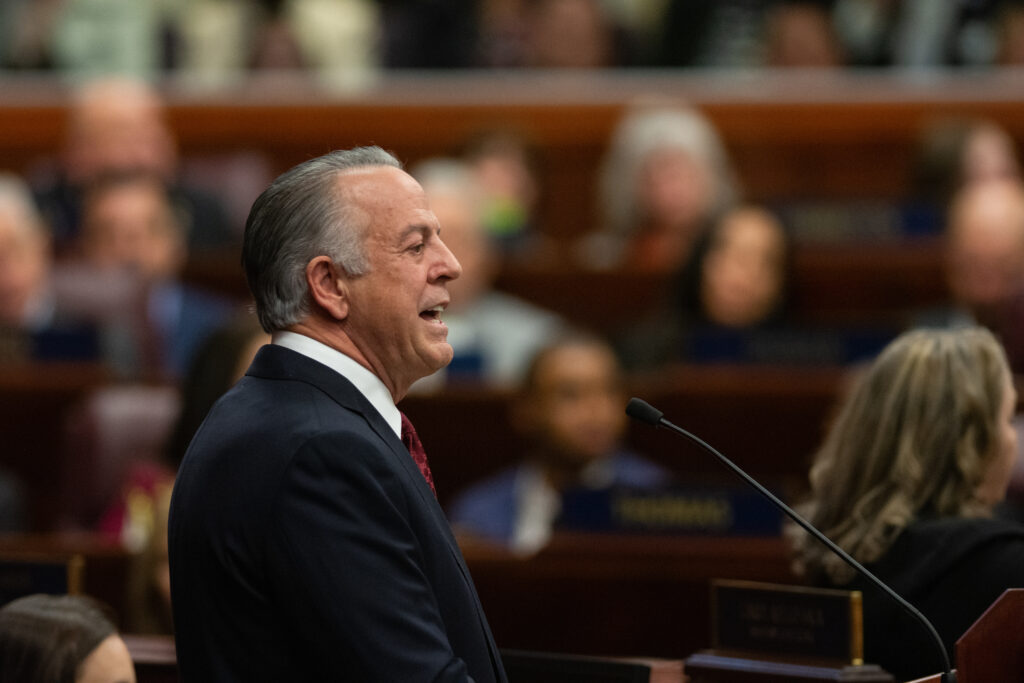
xmin=272 ymin=330 xmax=401 ymax=439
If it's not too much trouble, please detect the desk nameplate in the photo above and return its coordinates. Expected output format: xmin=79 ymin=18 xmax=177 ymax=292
xmin=711 ymin=579 xmax=863 ymax=665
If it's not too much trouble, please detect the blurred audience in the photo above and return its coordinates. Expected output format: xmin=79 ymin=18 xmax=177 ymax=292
xmin=7 ymin=0 xmax=1024 ymax=73
xmin=579 ymin=102 xmax=740 ymax=272
xmin=459 ymin=127 xmax=552 ymax=262
xmin=96 ymin=315 xmax=268 ymax=634
xmin=765 ymin=1 xmax=844 ymax=67
xmin=616 ymin=204 xmax=792 ymax=369
xmin=74 ymin=171 xmax=238 ymax=379
xmin=789 ymin=327 xmax=1024 ymax=680
xmin=475 ymin=0 xmax=632 ymax=68
xmin=0 ymin=593 xmax=136 ymax=683
xmin=835 ymin=0 xmax=1016 ymax=68
xmin=0 ymin=174 xmax=57 ymax=333
xmin=33 ymin=77 xmax=234 ymax=255
xmin=410 ymin=158 xmax=565 ymax=390
xmin=447 ymin=332 xmax=669 ymax=554
xmin=0 ymin=172 xmax=106 ymax=364
xmin=655 ymin=0 xmax=841 ymax=68
xmin=998 ymin=1 xmax=1024 ymax=64
xmin=381 ymin=0 xmax=478 ymax=68
xmin=910 ymin=116 xmax=1021 ymax=232
xmin=945 ymin=179 xmax=1024 ymax=324
xmin=250 ymin=0 xmax=380 ymax=87
xmin=915 ymin=178 xmax=1024 ymax=372
xmin=521 ymin=0 xmax=619 ymax=68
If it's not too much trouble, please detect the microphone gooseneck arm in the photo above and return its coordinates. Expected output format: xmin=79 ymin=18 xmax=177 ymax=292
xmin=626 ymin=397 xmax=957 ymax=683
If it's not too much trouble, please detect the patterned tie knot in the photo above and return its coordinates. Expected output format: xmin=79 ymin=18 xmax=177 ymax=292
xmin=400 ymin=412 xmax=436 ymax=496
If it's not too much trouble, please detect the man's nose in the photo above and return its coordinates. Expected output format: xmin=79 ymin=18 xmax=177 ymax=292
xmin=436 ymin=238 xmax=462 ymax=281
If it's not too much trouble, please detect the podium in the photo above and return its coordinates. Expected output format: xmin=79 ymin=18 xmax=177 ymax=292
xmin=908 ymin=589 xmax=1024 ymax=682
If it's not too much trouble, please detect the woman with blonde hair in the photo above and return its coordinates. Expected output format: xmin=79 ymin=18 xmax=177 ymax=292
xmin=791 ymin=326 xmax=1024 ymax=680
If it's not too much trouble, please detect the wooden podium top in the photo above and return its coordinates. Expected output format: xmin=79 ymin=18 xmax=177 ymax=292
xmin=956 ymin=588 xmax=1024 ymax=683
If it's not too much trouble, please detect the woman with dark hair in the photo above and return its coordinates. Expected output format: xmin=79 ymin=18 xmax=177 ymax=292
xmin=0 ymin=593 xmax=136 ymax=683
xmin=790 ymin=327 xmax=1024 ymax=680
xmin=673 ymin=204 xmax=791 ymax=330
xmin=616 ymin=204 xmax=792 ymax=369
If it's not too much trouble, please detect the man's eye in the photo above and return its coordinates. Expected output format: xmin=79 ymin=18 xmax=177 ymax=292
xmin=410 ymin=243 xmax=425 ymax=254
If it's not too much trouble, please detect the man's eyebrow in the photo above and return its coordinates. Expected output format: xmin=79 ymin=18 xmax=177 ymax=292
xmin=398 ymin=224 xmax=436 ymax=241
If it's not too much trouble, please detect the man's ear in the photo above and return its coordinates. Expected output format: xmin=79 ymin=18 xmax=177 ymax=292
xmin=305 ymin=256 xmax=349 ymax=321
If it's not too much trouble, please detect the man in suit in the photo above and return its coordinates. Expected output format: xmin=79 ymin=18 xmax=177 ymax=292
xmin=168 ymin=147 xmax=507 ymax=681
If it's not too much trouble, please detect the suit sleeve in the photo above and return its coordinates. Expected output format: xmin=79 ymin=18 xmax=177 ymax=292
xmin=267 ymin=431 xmax=476 ymax=682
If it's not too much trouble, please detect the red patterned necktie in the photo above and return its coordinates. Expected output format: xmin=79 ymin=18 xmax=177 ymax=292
xmin=400 ymin=412 xmax=436 ymax=496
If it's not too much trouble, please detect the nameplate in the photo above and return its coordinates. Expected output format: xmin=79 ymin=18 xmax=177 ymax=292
xmin=558 ymin=486 xmax=782 ymax=536
xmin=711 ymin=579 xmax=863 ymax=664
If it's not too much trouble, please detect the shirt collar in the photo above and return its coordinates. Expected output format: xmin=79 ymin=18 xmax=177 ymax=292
xmin=272 ymin=330 xmax=401 ymax=438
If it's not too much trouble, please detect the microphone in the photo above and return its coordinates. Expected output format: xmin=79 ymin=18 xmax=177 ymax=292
xmin=626 ymin=397 xmax=957 ymax=683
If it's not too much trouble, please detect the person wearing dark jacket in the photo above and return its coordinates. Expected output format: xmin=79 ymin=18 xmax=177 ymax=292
xmin=789 ymin=327 xmax=1024 ymax=681
xmin=169 ymin=147 xmax=505 ymax=682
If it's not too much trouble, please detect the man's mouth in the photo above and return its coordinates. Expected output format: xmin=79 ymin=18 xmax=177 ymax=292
xmin=420 ymin=305 xmax=445 ymax=324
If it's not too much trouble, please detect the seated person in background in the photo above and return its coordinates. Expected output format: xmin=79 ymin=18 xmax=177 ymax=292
xmin=910 ymin=116 xmax=1021 ymax=232
xmin=521 ymin=0 xmax=620 ymax=68
xmin=617 ymin=204 xmax=792 ymax=369
xmin=762 ymin=1 xmax=844 ymax=68
xmin=789 ymin=327 xmax=1024 ymax=681
xmin=34 ymin=77 xmax=234 ymax=254
xmin=0 ymin=172 xmax=101 ymax=364
xmin=0 ymin=593 xmax=136 ymax=683
xmin=410 ymin=158 xmax=565 ymax=390
xmin=459 ymin=127 xmax=555 ymax=263
xmin=916 ymin=178 xmax=1024 ymax=372
xmin=577 ymin=101 xmax=739 ymax=271
xmin=448 ymin=332 xmax=670 ymax=554
xmin=0 ymin=173 xmax=54 ymax=333
xmin=76 ymin=171 xmax=238 ymax=379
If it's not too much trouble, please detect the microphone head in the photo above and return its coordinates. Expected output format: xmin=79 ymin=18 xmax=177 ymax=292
xmin=626 ymin=398 xmax=664 ymax=426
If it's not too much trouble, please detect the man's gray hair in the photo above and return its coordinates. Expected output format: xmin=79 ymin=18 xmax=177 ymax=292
xmin=243 ymin=146 xmax=402 ymax=333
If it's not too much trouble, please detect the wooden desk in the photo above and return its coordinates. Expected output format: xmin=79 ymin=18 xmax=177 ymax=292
xmin=402 ymin=365 xmax=844 ymax=509
xmin=0 ymin=532 xmax=133 ymax=625
xmin=0 ymin=363 xmax=110 ymax=530
xmin=462 ymin=532 xmax=796 ymax=659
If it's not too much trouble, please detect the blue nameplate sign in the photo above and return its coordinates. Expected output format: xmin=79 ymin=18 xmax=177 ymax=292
xmin=558 ymin=485 xmax=782 ymax=536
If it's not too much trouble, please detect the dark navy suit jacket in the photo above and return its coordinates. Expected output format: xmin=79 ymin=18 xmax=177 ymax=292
xmin=169 ymin=345 xmax=506 ymax=681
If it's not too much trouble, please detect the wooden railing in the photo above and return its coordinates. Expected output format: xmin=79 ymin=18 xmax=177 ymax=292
xmin=3 ymin=70 xmax=1024 ymax=241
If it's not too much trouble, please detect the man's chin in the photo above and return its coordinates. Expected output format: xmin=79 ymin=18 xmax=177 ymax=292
xmin=426 ymin=343 xmax=455 ymax=373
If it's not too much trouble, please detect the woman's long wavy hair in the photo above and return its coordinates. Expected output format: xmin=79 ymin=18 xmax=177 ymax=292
xmin=790 ymin=327 xmax=1011 ymax=584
